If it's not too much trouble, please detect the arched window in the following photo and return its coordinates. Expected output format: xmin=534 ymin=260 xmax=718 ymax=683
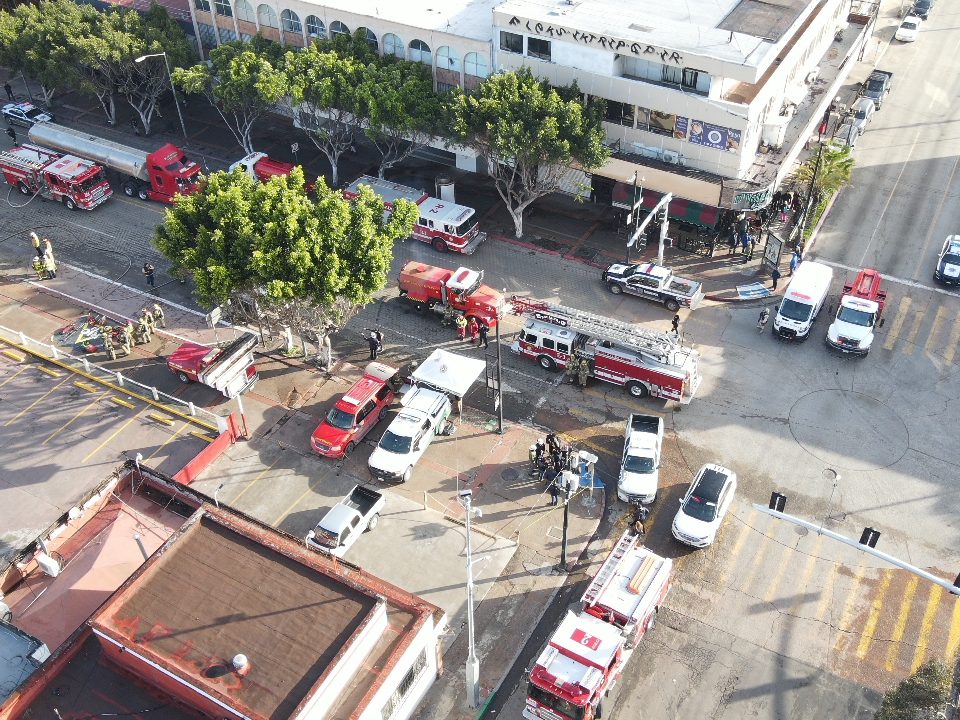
xmin=234 ymin=0 xmax=254 ymax=22
xmin=330 ymin=20 xmax=350 ymax=38
xmin=437 ymin=46 xmax=460 ymax=72
xmin=356 ymin=26 xmax=378 ymax=52
xmin=305 ymin=15 xmax=325 ymax=39
xmin=256 ymin=4 xmax=277 ymax=27
xmin=409 ymin=39 xmax=431 ymax=65
xmin=214 ymin=0 xmax=232 ymax=16
xmin=280 ymin=9 xmax=301 ymax=33
xmin=194 ymin=0 xmax=211 ymax=12
xmin=464 ymin=52 xmax=489 ymax=78
xmin=382 ymin=33 xmax=404 ymax=57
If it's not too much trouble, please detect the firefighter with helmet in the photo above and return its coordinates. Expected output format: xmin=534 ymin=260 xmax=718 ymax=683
xmin=565 ymin=356 xmax=580 ymax=384
xmin=577 ymin=357 xmax=591 ymax=387
xmin=151 ymin=303 xmax=166 ymax=328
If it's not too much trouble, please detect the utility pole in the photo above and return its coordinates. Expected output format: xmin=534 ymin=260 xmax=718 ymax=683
xmin=625 ymin=172 xmax=643 ymax=263
xmin=800 ymin=142 xmax=825 ymax=240
xmin=459 ymin=490 xmax=482 ymax=708
xmin=495 ymin=319 xmax=503 ymax=434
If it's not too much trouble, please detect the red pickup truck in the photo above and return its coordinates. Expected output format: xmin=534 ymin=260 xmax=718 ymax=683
xmin=167 ymin=332 xmax=259 ymax=398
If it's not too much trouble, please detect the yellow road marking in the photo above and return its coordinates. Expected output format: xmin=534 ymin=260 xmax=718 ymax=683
xmin=924 ymin=304 xmax=950 ymax=360
xmin=1 ymin=349 xmax=25 ymax=362
xmin=885 ymin=575 xmax=919 ymax=671
xmin=81 ymin=407 xmax=147 ymax=463
xmin=944 ymin=313 xmax=960 ymax=367
xmin=883 ymin=297 xmax=912 ymax=351
xmin=834 ymin=567 xmax=865 ymax=652
xmin=788 ymin=534 xmax=824 ymax=614
xmin=900 ymin=301 xmax=925 ymax=355
xmin=229 ymin=457 xmax=282 ymax=506
xmin=36 ymin=365 xmax=63 ymax=378
xmin=4 ymin=376 xmax=72 ymax=427
xmin=764 ymin=540 xmax=795 ymax=604
xmin=717 ymin=507 xmax=756 ymax=591
xmin=109 ymin=396 xmax=137 ymax=410
xmin=74 ymin=380 xmax=98 ymax=393
xmin=149 ymin=412 xmax=174 ymax=426
xmin=190 ymin=430 xmax=215 ymax=443
xmin=42 ymin=390 xmax=109 ymax=445
xmin=856 ymin=571 xmax=893 ymax=659
xmin=0 ymin=366 xmax=27 ymax=388
xmin=815 ymin=561 xmax=838 ymax=622
xmin=741 ymin=527 xmax=773 ymax=597
xmin=912 ymin=585 xmax=943 ymax=672
xmin=146 ymin=421 xmax=191 ymax=461
xmin=945 ymin=596 xmax=960 ymax=661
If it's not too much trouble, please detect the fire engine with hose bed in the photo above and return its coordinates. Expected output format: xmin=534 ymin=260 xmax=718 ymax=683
xmin=509 ymin=297 xmax=702 ymax=403
xmin=27 ymin=122 xmax=201 ymax=203
xmin=397 ymin=261 xmax=504 ymax=331
xmin=524 ymin=529 xmax=672 ymax=720
xmin=0 ymin=143 xmax=112 ymax=210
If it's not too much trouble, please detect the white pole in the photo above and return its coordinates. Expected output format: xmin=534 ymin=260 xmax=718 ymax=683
xmin=461 ymin=490 xmax=481 ymax=708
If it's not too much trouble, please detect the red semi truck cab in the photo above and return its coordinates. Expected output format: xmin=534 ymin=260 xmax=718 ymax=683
xmin=146 ymin=144 xmax=201 ymax=203
xmin=397 ymin=261 xmax=504 ymax=328
xmin=0 ymin=144 xmax=112 ymax=210
xmin=167 ymin=332 xmax=259 ymax=398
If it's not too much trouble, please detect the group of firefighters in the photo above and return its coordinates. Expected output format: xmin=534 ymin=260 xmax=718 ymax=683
xmin=29 ymin=232 xmax=58 ymax=280
xmin=97 ymin=304 xmax=166 ymax=360
xmin=565 ymin=354 xmax=593 ymax=387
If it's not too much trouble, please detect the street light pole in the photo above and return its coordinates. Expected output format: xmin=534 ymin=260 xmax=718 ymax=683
xmin=495 ymin=318 xmax=503 ymax=435
xmin=459 ymin=490 xmax=482 ymax=709
xmin=135 ymin=52 xmax=189 ymax=145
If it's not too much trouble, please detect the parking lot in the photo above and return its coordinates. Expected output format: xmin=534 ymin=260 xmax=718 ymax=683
xmin=0 ymin=346 xmax=214 ymax=562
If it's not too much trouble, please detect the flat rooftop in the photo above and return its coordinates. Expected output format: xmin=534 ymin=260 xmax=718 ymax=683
xmin=93 ymin=515 xmax=387 ymax=720
xmin=313 ymin=0 xmax=496 ymax=42
xmin=0 ymin=623 xmax=47 ymax=705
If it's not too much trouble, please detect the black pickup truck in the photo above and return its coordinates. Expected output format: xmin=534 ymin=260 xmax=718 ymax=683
xmin=860 ymin=70 xmax=893 ymax=109
xmin=602 ymin=262 xmax=705 ymax=312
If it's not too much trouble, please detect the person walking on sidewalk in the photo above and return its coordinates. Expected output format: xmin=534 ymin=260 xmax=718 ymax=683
xmin=789 ymin=249 xmax=802 ymax=276
xmin=478 ymin=322 xmax=489 ymax=349
xmin=367 ymin=331 xmax=381 ymax=360
xmin=4 ymin=82 xmax=13 ymax=101
xmin=5 ymin=126 xmax=16 ymax=144
xmin=771 ymin=266 xmax=782 ymax=291
xmin=142 ymin=262 xmax=155 ymax=290
xmin=455 ymin=313 xmax=467 ymax=340
xmin=671 ymin=314 xmax=680 ymax=335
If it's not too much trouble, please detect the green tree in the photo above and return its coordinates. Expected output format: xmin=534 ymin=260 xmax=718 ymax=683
xmin=790 ymin=142 xmax=855 ymax=206
xmin=286 ymin=43 xmax=366 ymax=187
xmin=448 ymin=68 xmax=609 ymax=238
xmin=154 ymin=167 xmax=417 ymax=359
xmin=875 ymin=658 xmax=950 ymax=720
xmin=173 ymin=38 xmax=288 ymax=154
xmin=360 ymin=59 xmax=441 ymax=178
xmin=73 ymin=10 xmax=138 ymax=126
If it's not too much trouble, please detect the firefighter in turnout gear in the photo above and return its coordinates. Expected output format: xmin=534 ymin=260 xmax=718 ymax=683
xmin=119 ymin=329 xmax=132 ymax=356
xmin=577 ymin=357 xmax=591 ymax=387
xmin=104 ymin=329 xmax=118 ymax=360
xmin=151 ymin=303 xmax=166 ymax=328
xmin=140 ymin=307 xmax=156 ymax=333
xmin=123 ymin=321 xmax=135 ymax=348
xmin=134 ymin=316 xmax=151 ymax=344
xmin=565 ymin=356 xmax=580 ymax=384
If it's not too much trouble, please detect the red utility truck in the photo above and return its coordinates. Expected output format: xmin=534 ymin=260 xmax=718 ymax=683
xmin=167 ymin=332 xmax=259 ymax=398
xmin=344 ymin=175 xmax=486 ymax=254
xmin=27 ymin=122 xmax=200 ymax=204
xmin=229 ymin=151 xmax=295 ymax=183
xmin=826 ymin=267 xmax=887 ymax=355
xmin=0 ymin=144 xmax=112 ymax=210
xmin=509 ymin=297 xmax=702 ymax=403
xmin=398 ymin=261 xmax=504 ymax=329
xmin=524 ymin=531 xmax=672 ymax=720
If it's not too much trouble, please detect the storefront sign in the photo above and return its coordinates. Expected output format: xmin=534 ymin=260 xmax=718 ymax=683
xmin=689 ymin=120 xmax=742 ymax=152
xmin=733 ymin=187 xmax=772 ymax=211
xmin=674 ymin=116 xmax=689 ymax=140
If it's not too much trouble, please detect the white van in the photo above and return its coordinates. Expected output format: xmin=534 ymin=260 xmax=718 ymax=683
xmin=772 ymin=260 xmax=834 ymax=340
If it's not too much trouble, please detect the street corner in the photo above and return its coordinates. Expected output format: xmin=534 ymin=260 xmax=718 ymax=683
xmin=248 ymin=351 xmax=337 ymax=411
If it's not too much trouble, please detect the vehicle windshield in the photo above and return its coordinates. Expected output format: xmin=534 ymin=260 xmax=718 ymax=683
xmin=623 ymin=455 xmax=655 ymax=474
xmin=901 ymin=20 xmax=917 ymax=29
xmin=915 ymin=0 xmax=931 ymax=8
xmin=682 ymin=494 xmax=718 ymax=522
xmin=527 ymin=683 xmax=584 ymax=720
xmin=25 ymin=107 xmax=45 ymax=119
xmin=941 ymin=253 xmax=960 ymax=266
xmin=837 ymin=306 xmax=875 ymax=327
xmin=855 ymin=109 xmax=868 ymax=120
xmin=778 ymin=298 xmax=813 ymax=322
xmin=325 ymin=406 xmax=356 ymax=430
xmin=378 ymin=429 xmax=412 ymax=454
xmin=454 ymin=218 xmax=476 ymax=238
xmin=866 ymin=79 xmax=884 ymax=91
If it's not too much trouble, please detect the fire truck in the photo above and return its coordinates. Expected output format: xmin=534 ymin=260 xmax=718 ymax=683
xmin=398 ymin=261 xmax=504 ymax=329
xmin=524 ymin=531 xmax=672 ymax=720
xmin=509 ymin=298 xmax=702 ymax=403
xmin=28 ymin=122 xmax=200 ymax=204
xmin=343 ymin=175 xmax=486 ymax=254
xmin=0 ymin=144 xmax=112 ymax=210
xmin=167 ymin=332 xmax=259 ymax=398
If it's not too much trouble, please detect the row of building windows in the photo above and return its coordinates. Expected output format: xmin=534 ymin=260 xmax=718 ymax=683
xmin=598 ymin=97 xmax=742 ymax=152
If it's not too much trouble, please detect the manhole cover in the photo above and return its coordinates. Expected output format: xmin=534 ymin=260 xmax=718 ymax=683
xmin=501 ymin=468 xmax=519 ymax=482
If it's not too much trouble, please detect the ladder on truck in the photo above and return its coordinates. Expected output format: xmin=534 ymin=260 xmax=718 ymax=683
xmin=509 ymin=296 xmax=682 ymax=362
xmin=583 ymin=530 xmax=640 ymax=607
xmin=0 ymin=147 xmax=48 ymax=173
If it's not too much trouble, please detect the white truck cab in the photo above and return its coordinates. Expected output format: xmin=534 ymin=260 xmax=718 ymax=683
xmin=618 ymin=414 xmax=664 ymax=504
xmin=368 ymin=386 xmax=452 ymax=483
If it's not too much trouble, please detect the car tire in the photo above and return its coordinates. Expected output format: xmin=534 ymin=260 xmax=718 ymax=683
xmin=64 ymin=197 xmax=76 ymax=211
xmin=137 ymin=185 xmax=150 ymax=201
xmin=366 ymin=513 xmax=380 ymax=531
xmin=432 ymin=238 xmax=448 ymax=253
xmin=538 ymin=355 xmax=557 ymax=371
xmin=627 ymin=381 xmax=648 ymax=398
xmin=401 ymin=466 xmax=412 ymax=483
xmin=344 ymin=441 xmax=356 ymax=456
xmin=123 ymin=181 xmax=136 ymax=197
xmin=177 ymin=371 xmax=190 ymax=383
xmin=608 ymin=283 xmax=623 ymax=295
xmin=665 ymin=298 xmax=681 ymax=312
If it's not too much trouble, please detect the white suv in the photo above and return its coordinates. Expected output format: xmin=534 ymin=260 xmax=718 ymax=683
xmin=672 ymin=464 xmax=737 ymax=548
xmin=368 ymin=386 xmax=452 ymax=483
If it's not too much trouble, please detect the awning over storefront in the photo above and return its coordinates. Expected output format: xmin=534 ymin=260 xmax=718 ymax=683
xmin=585 ymin=156 xmax=723 ymax=206
xmin=610 ymin=183 xmax=720 ymax=228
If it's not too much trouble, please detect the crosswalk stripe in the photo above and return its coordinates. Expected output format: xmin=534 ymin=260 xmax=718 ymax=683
xmin=835 ymin=567 xmax=865 ymax=653
xmin=944 ymin=313 xmax=960 ymax=367
xmin=788 ymin=535 xmax=824 ymax=614
xmin=815 ymin=562 xmax=838 ymax=623
xmin=717 ymin=508 xmax=756 ymax=591
xmin=945 ymin=597 xmax=960 ymax=661
xmin=885 ymin=576 xmax=919 ymax=671
xmin=883 ymin=297 xmax=912 ymax=352
xmin=764 ymin=540 xmax=795 ymax=604
xmin=857 ymin=571 xmax=893 ymax=659
xmin=912 ymin=585 xmax=943 ymax=673
xmin=741 ymin=526 xmax=773 ymax=598
xmin=924 ymin=304 xmax=950 ymax=361
xmin=901 ymin=301 xmax=925 ymax=355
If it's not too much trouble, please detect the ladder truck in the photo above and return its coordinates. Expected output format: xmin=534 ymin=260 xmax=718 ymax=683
xmin=524 ymin=531 xmax=672 ymax=720
xmin=509 ymin=297 xmax=702 ymax=403
xmin=0 ymin=144 xmax=112 ymax=210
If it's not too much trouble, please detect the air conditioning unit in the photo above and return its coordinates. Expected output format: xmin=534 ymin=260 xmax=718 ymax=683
xmin=662 ymin=150 xmax=680 ymax=165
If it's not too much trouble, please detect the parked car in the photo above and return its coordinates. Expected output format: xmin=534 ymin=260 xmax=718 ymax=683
xmin=305 ymin=485 xmax=384 ymax=558
xmin=850 ymin=98 xmax=876 ymax=136
xmin=860 ymin=70 xmax=892 ymax=109
xmin=2 ymin=101 xmax=54 ymax=128
xmin=933 ymin=235 xmax=960 ymax=285
xmin=912 ymin=0 xmax=933 ymax=20
xmin=368 ymin=386 xmax=452 ymax=483
xmin=832 ymin=121 xmax=859 ymax=149
xmin=895 ymin=15 xmax=921 ymax=42
xmin=311 ymin=362 xmax=398 ymax=458
xmin=672 ymin=463 xmax=737 ymax=548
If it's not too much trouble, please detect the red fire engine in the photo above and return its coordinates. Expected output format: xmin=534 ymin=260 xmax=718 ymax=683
xmin=398 ymin=261 xmax=503 ymax=329
xmin=509 ymin=297 xmax=702 ymax=403
xmin=524 ymin=531 xmax=672 ymax=720
xmin=0 ymin=144 xmax=112 ymax=210
xmin=343 ymin=175 xmax=486 ymax=254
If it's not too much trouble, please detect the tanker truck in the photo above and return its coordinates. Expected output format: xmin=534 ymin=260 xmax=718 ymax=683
xmin=27 ymin=123 xmax=201 ymax=204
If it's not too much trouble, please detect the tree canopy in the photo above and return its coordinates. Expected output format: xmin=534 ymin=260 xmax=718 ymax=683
xmin=448 ymin=67 xmax=609 ymax=238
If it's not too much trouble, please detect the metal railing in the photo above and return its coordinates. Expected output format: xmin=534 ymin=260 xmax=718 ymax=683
xmin=0 ymin=324 xmax=227 ymax=433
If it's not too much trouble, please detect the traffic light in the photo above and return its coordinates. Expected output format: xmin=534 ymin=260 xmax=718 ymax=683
xmin=859 ymin=527 xmax=881 ymax=548
xmin=768 ymin=492 xmax=786 ymax=512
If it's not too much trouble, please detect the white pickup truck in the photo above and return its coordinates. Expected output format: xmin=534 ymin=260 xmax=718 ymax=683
xmin=617 ymin=414 xmax=664 ymax=505
xmin=368 ymin=386 xmax=453 ymax=483
xmin=306 ymin=485 xmax=385 ymax=558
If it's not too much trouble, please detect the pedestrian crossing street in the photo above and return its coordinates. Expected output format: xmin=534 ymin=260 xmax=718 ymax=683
xmin=666 ymin=505 xmax=960 ymax=688
xmin=872 ymin=287 xmax=960 ymax=363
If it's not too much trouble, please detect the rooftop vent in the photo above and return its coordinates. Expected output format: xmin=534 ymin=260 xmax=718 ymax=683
xmin=232 ymin=654 xmax=251 ymax=676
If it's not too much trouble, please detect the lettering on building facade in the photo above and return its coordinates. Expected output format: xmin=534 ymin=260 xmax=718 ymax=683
xmin=508 ymin=16 xmax=684 ymax=65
